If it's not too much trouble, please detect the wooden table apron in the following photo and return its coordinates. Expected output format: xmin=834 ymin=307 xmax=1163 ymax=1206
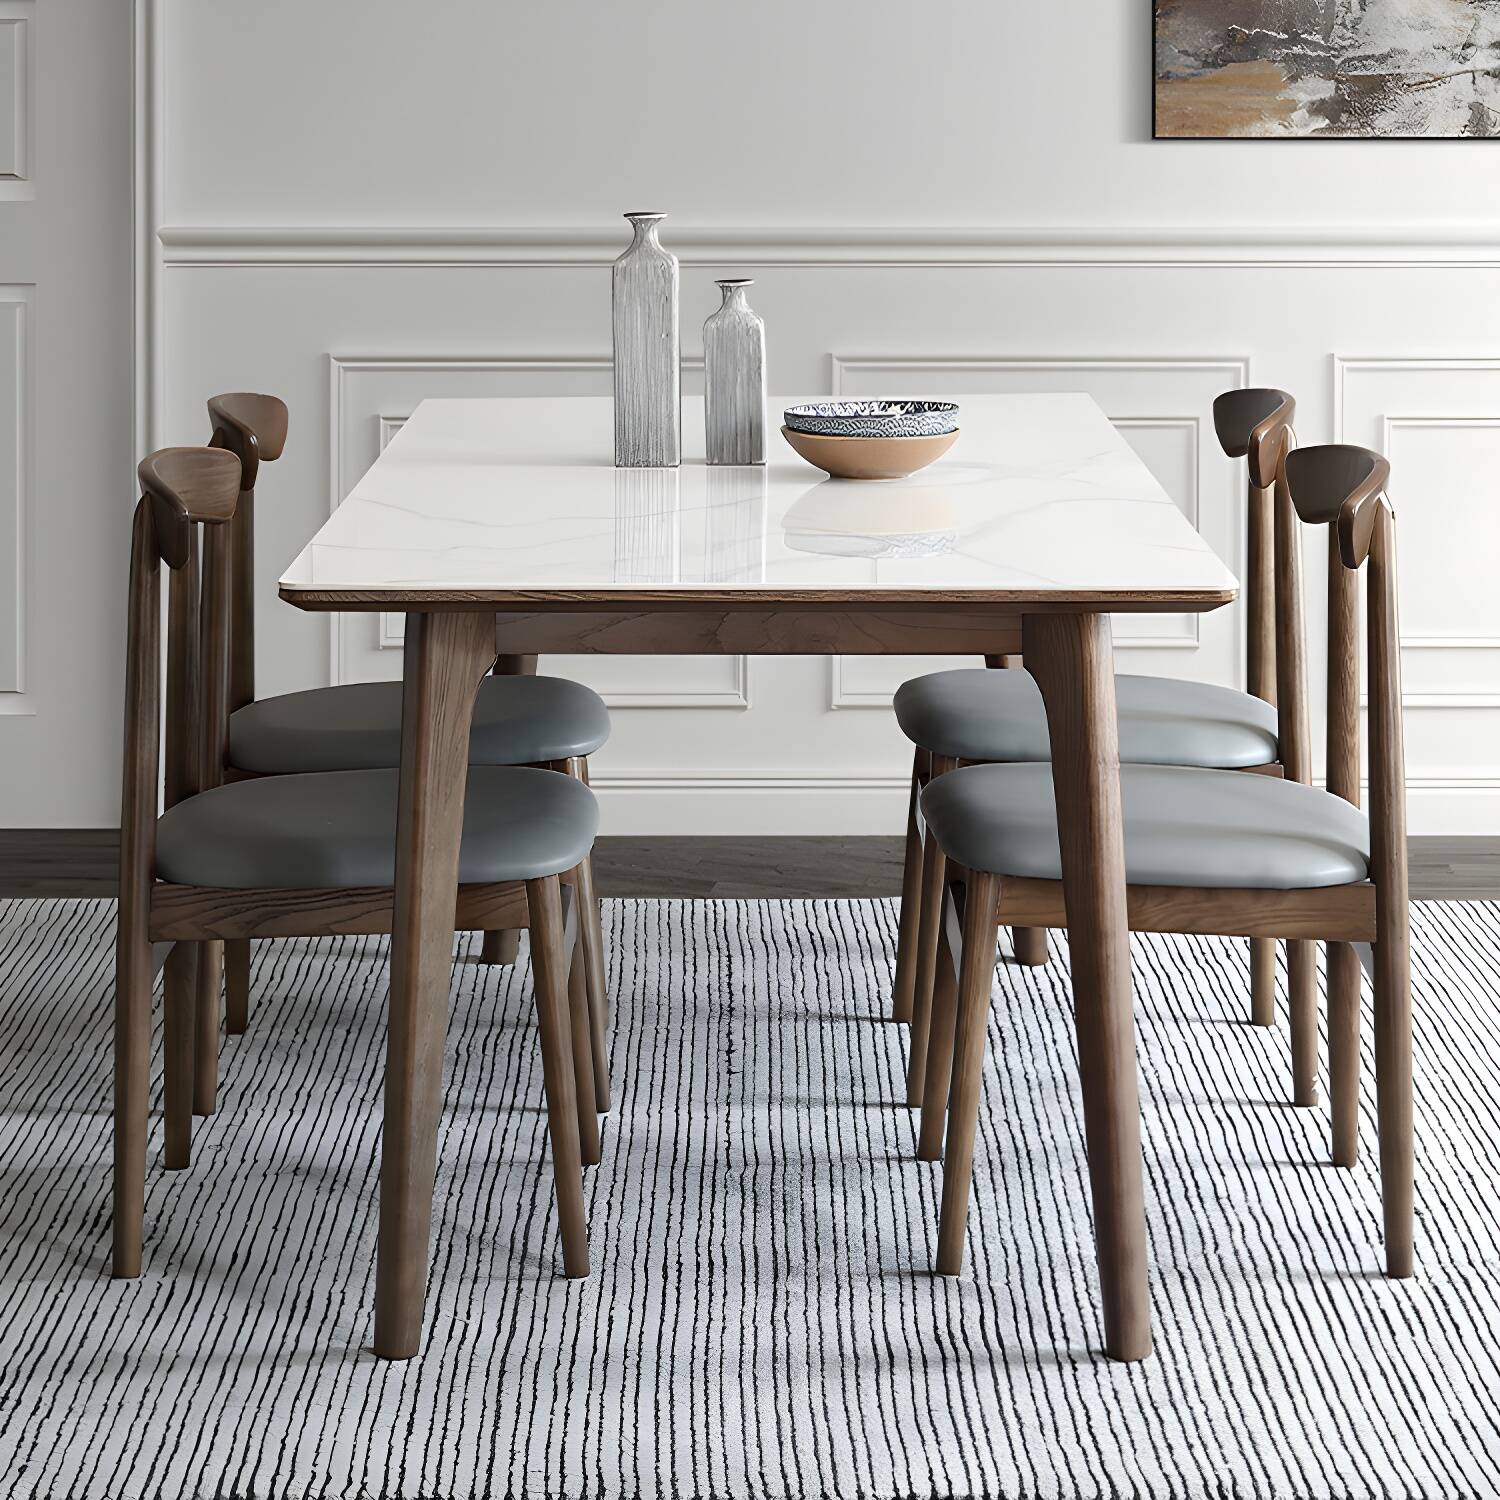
xmin=351 ymin=597 xmax=1152 ymax=1363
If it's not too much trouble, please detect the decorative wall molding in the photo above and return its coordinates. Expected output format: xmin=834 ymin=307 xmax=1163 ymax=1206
xmin=1333 ymin=360 xmax=1500 ymax=813
xmin=1333 ymin=355 xmax=1500 ymax=443
xmin=0 ymin=9 xmax=31 ymax=192
xmin=1377 ymin=414 xmax=1500 ymax=709
xmin=155 ymin=223 xmax=1500 ymax=269
xmin=0 ymin=285 xmax=31 ymax=709
xmin=831 ymin=354 xmax=1251 ymax=388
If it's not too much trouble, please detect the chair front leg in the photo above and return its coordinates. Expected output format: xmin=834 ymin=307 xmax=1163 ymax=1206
xmin=526 ymin=875 xmax=590 ymax=1277
xmin=564 ymin=755 xmax=609 ymax=1112
xmin=566 ymin=911 xmax=602 ymax=1168
xmin=1374 ymin=927 xmax=1414 ymax=1278
xmin=936 ymin=868 xmax=1001 ymax=1274
xmin=112 ymin=913 xmax=154 ymax=1277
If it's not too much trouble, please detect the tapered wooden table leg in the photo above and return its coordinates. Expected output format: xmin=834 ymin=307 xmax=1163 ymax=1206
xmin=1025 ymin=610 xmax=1152 ymax=1363
xmin=374 ymin=609 xmax=495 ymax=1361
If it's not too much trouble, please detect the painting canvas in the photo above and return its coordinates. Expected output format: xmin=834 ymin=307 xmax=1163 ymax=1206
xmin=1154 ymin=0 xmax=1500 ymax=137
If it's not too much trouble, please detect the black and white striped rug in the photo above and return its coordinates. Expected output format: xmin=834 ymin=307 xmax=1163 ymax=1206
xmin=0 ymin=897 xmax=1496 ymax=1500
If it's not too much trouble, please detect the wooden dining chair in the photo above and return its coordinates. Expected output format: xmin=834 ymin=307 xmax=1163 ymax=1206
xmin=197 ymin=394 xmax=613 ymax=1123
xmin=891 ymin=390 xmax=1308 ymax=1107
xmin=916 ymin=442 xmax=1410 ymax=1300
xmin=114 ymin=447 xmax=602 ymax=1282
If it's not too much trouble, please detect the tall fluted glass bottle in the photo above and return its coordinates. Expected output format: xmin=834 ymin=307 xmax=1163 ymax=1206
xmin=703 ymin=278 xmax=767 ymax=465
xmin=612 ymin=212 xmax=681 ymax=467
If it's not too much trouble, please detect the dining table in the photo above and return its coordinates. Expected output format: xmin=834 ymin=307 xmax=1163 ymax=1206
xmin=278 ymin=391 xmax=1239 ymax=1363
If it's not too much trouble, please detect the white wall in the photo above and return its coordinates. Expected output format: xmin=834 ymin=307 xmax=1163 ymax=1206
xmin=11 ymin=0 xmax=1500 ymax=830
xmin=0 ymin=0 xmax=133 ymax=825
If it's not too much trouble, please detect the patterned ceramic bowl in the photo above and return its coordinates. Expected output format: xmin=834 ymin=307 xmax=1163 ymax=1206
xmin=783 ymin=400 xmax=959 ymax=439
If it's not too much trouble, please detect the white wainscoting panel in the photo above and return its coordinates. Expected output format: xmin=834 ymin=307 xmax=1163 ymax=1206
xmin=0 ymin=8 xmax=29 ymax=192
xmin=1336 ymin=358 xmax=1500 ymax=830
xmin=0 ymin=285 xmax=30 ymax=701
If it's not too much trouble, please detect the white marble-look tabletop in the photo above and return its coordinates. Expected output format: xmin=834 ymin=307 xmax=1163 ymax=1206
xmin=279 ymin=394 xmax=1237 ymax=609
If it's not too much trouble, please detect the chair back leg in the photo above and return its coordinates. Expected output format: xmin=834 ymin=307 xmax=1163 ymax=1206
xmin=890 ymin=749 xmax=927 ymax=1023
xmin=194 ymin=941 xmax=221 ymax=1115
xmin=224 ymin=938 xmax=251 ymax=1033
xmin=1249 ymin=937 xmax=1276 ymax=1027
xmin=1328 ymin=940 xmax=1362 ymax=1166
xmin=162 ymin=941 xmax=198 ymax=1170
xmin=1289 ymin=939 xmax=1319 ymax=1105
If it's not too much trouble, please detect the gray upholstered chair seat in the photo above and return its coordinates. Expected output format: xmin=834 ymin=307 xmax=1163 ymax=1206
xmin=155 ymin=766 xmax=598 ymax=889
xmin=228 ymin=675 xmax=610 ymax=775
xmin=894 ymin=669 xmax=1278 ymax=769
xmin=920 ymin=763 xmax=1369 ymax=890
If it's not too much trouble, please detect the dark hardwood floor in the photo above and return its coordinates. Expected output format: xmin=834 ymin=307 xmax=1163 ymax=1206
xmin=0 ymin=829 xmax=122 ymax=897
xmin=1 ymin=830 xmax=1496 ymax=900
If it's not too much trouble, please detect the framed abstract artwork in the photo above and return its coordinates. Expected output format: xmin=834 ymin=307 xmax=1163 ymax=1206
xmin=1154 ymin=1 xmax=1500 ymax=138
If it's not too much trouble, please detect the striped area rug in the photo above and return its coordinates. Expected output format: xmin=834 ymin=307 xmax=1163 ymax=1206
xmin=0 ymin=897 xmax=1497 ymax=1499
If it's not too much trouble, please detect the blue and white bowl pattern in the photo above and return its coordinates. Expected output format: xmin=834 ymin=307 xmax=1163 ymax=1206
xmin=783 ymin=400 xmax=959 ymax=439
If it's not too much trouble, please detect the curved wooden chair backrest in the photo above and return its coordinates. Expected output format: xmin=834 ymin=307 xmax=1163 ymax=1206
xmin=1213 ymin=388 xmax=1296 ymax=711
xmin=1213 ymin=388 xmax=1295 ymax=488
xmin=137 ymin=447 xmax=240 ymax=568
xmin=207 ymin=392 xmax=289 ymax=712
xmin=1283 ymin=443 xmax=1405 ymax=909
xmin=121 ymin=448 xmax=242 ymax=908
